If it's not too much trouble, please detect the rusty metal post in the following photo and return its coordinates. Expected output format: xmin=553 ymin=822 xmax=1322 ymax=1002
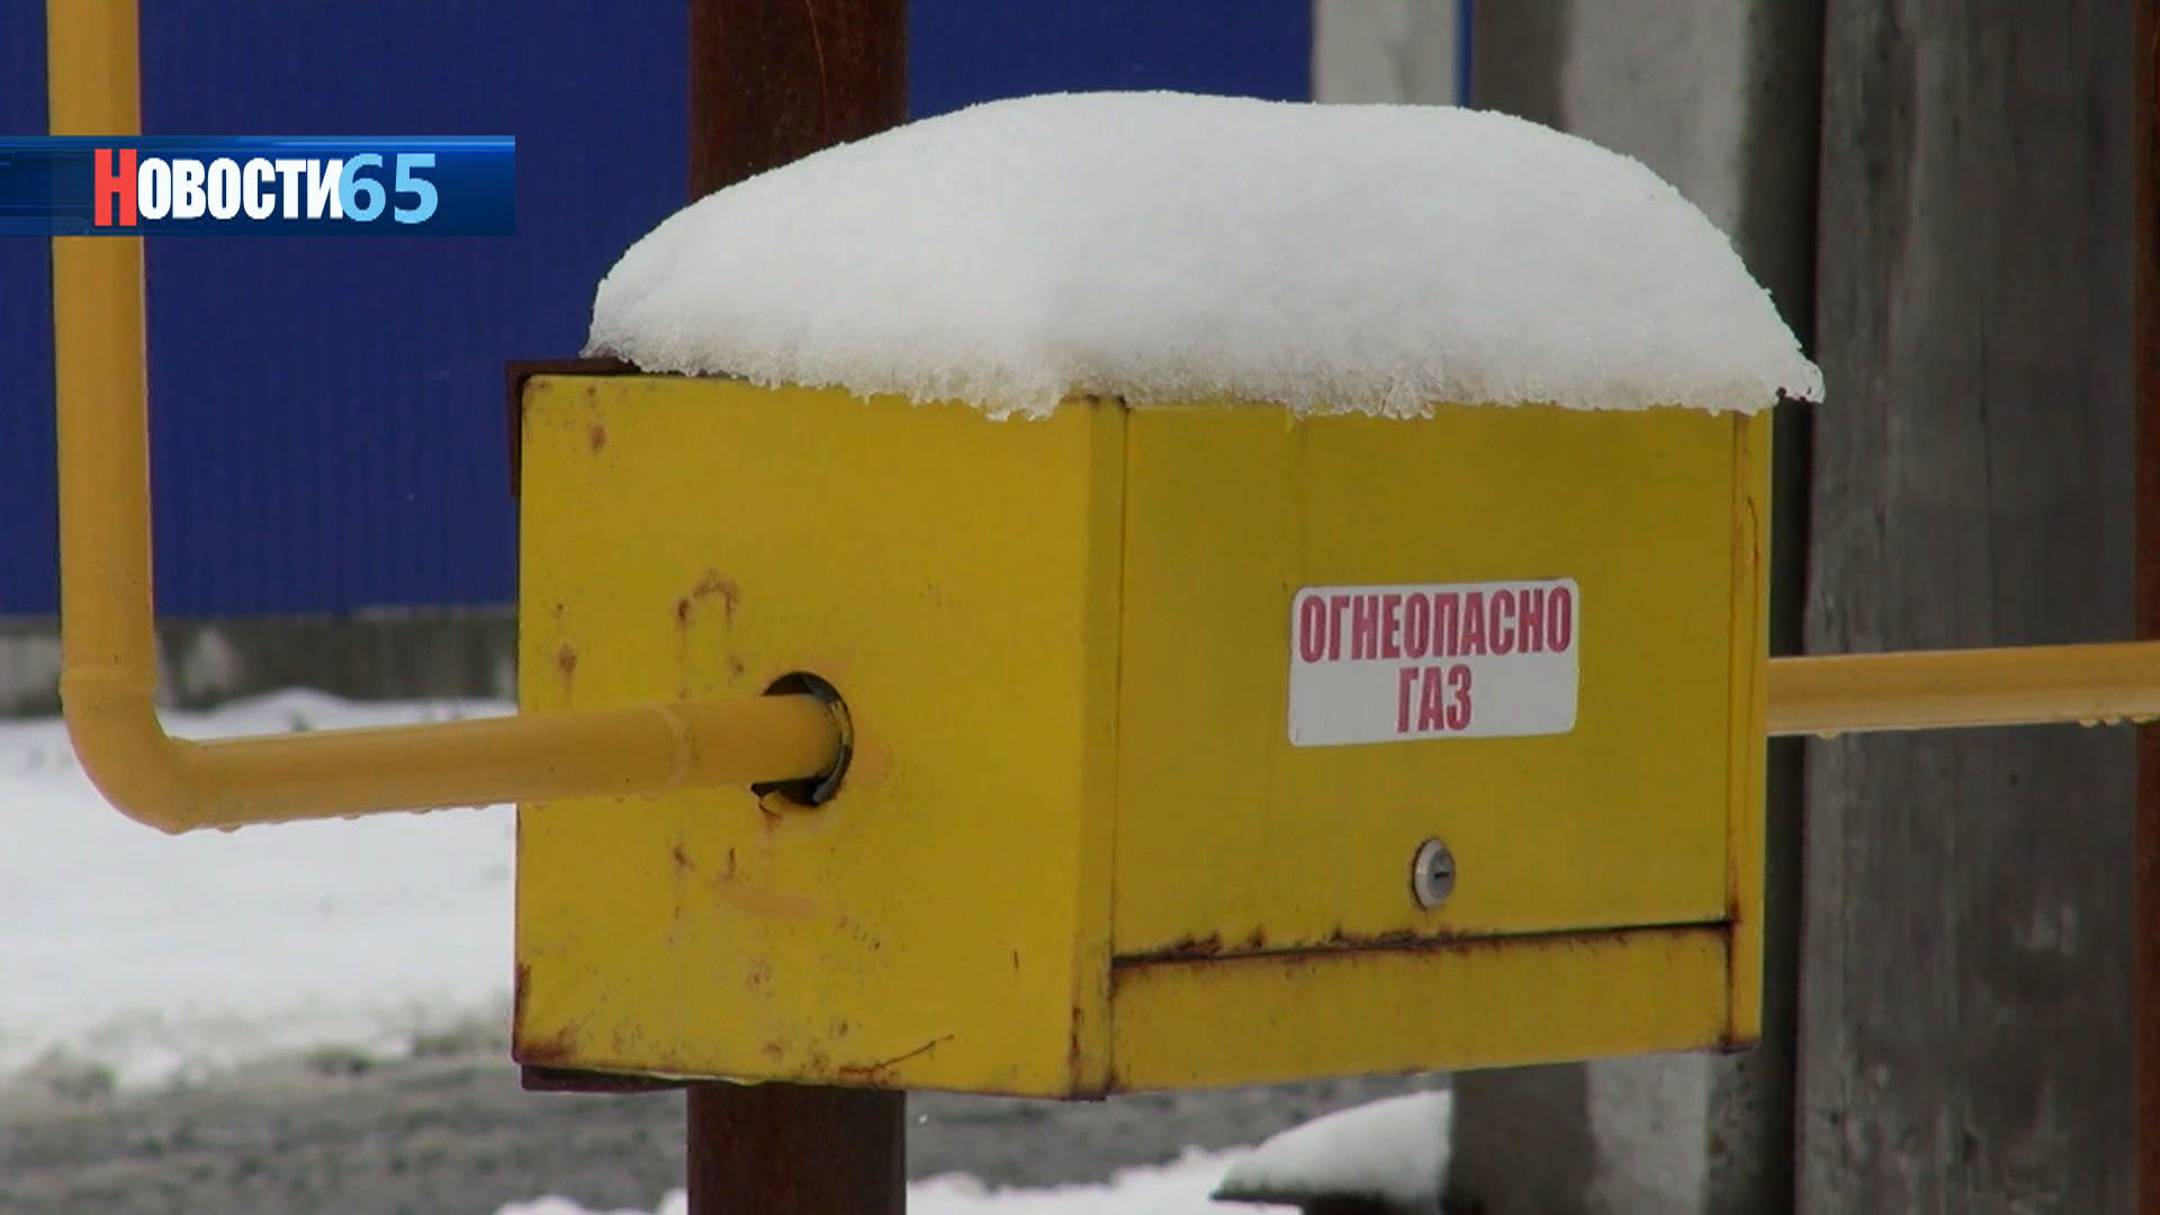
xmin=682 ymin=2 xmax=908 ymax=1212
xmin=2138 ymin=2 xmax=2159 ymax=1207
xmin=687 ymin=0 xmax=907 ymax=199
xmin=688 ymin=1083 xmax=907 ymax=1212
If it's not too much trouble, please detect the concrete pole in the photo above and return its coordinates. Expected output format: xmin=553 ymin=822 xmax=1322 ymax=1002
xmin=1802 ymin=1 xmax=2134 ymax=1208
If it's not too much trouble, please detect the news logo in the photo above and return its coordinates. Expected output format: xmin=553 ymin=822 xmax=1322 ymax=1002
xmin=92 ymin=150 xmax=447 ymax=226
xmin=0 ymin=137 xmax=514 ymax=235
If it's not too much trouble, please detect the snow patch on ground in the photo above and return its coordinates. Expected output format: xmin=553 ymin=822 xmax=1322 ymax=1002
xmin=497 ymin=1149 xmax=1283 ymax=1215
xmin=5 ymin=690 xmax=1444 ymax=1214
xmin=0 ymin=691 xmax=516 ymax=1091
xmin=1215 ymin=1090 xmax=1451 ymax=1211
xmin=497 ymin=1195 xmax=687 ymax=1215
xmin=590 ymin=91 xmax=1819 ymax=418
xmin=491 ymin=1098 xmax=1454 ymax=1215
xmin=912 ymin=1149 xmax=1281 ymax=1213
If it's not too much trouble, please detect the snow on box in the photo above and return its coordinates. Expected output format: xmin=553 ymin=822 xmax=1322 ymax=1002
xmin=588 ymin=91 xmax=1820 ymax=419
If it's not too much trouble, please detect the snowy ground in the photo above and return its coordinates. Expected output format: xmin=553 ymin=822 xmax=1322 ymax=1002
xmin=502 ymin=1150 xmax=1256 ymax=1215
xmin=0 ymin=691 xmax=517 ymax=1092
xmin=0 ymin=692 xmax=1443 ymax=1214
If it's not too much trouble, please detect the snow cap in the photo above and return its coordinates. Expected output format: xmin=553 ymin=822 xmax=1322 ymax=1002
xmin=588 ymin=91 xmax=1822 ymax=419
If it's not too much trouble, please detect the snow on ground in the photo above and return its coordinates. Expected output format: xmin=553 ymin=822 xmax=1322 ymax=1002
xmin=485 ymin=1094 xmax=1458 ymax=1214
xmin=496 ymin=1195 xmax=688 ymax=1215
xmin=2 ymin=691 xmax=1430 ymax=1214
xmin=0 ymin=691 xmax=516 ymax=1090
xmin=496 ymin=1149 xmax=1284 ymax=1215
xmin=909 ymin=1150 xmax=1281 ymax=1214
xmin=1216 ymin=1090 xmax=1450 ymax=1211
xmin=590 ymin=91 xmax=1820 ymax=418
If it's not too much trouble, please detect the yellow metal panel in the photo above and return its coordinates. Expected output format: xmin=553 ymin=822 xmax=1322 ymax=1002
xmin=518 ymin=380 xmax=1767 ymax=1093
xmin=1108 ymin=925 xmax=1733 ymax=1091
xmin=1112 ymin=405 xmax=1760 ymax=956
xmin=1724 ymin=415 xmax=1771 ymax=1047
xmin=516 ymin=377 xmax=1125 ymax=1096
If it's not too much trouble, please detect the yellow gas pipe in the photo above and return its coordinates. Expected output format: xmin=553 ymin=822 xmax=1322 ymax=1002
xmin=46 ymin=0 xmax=2160 ymax=835
xmin=1766 ymin=642 xmax=2160 ymax=737
xmin=48 ymin=0 xmax=842 ymax=833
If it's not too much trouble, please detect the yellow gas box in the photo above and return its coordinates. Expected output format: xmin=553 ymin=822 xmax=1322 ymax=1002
xmin=514 ymin=372 xmax=1768 ymax=1096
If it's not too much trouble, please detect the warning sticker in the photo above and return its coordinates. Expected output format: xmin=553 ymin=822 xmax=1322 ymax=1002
xmin=1287 ymin=579 xmax=1579 ymax=747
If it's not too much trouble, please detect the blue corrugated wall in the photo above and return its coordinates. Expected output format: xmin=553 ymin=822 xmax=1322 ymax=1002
xmin=0 ymin=2 xmax=1310 ymax=615
xmin=0 ymin=2 xmax=55 ymax=616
